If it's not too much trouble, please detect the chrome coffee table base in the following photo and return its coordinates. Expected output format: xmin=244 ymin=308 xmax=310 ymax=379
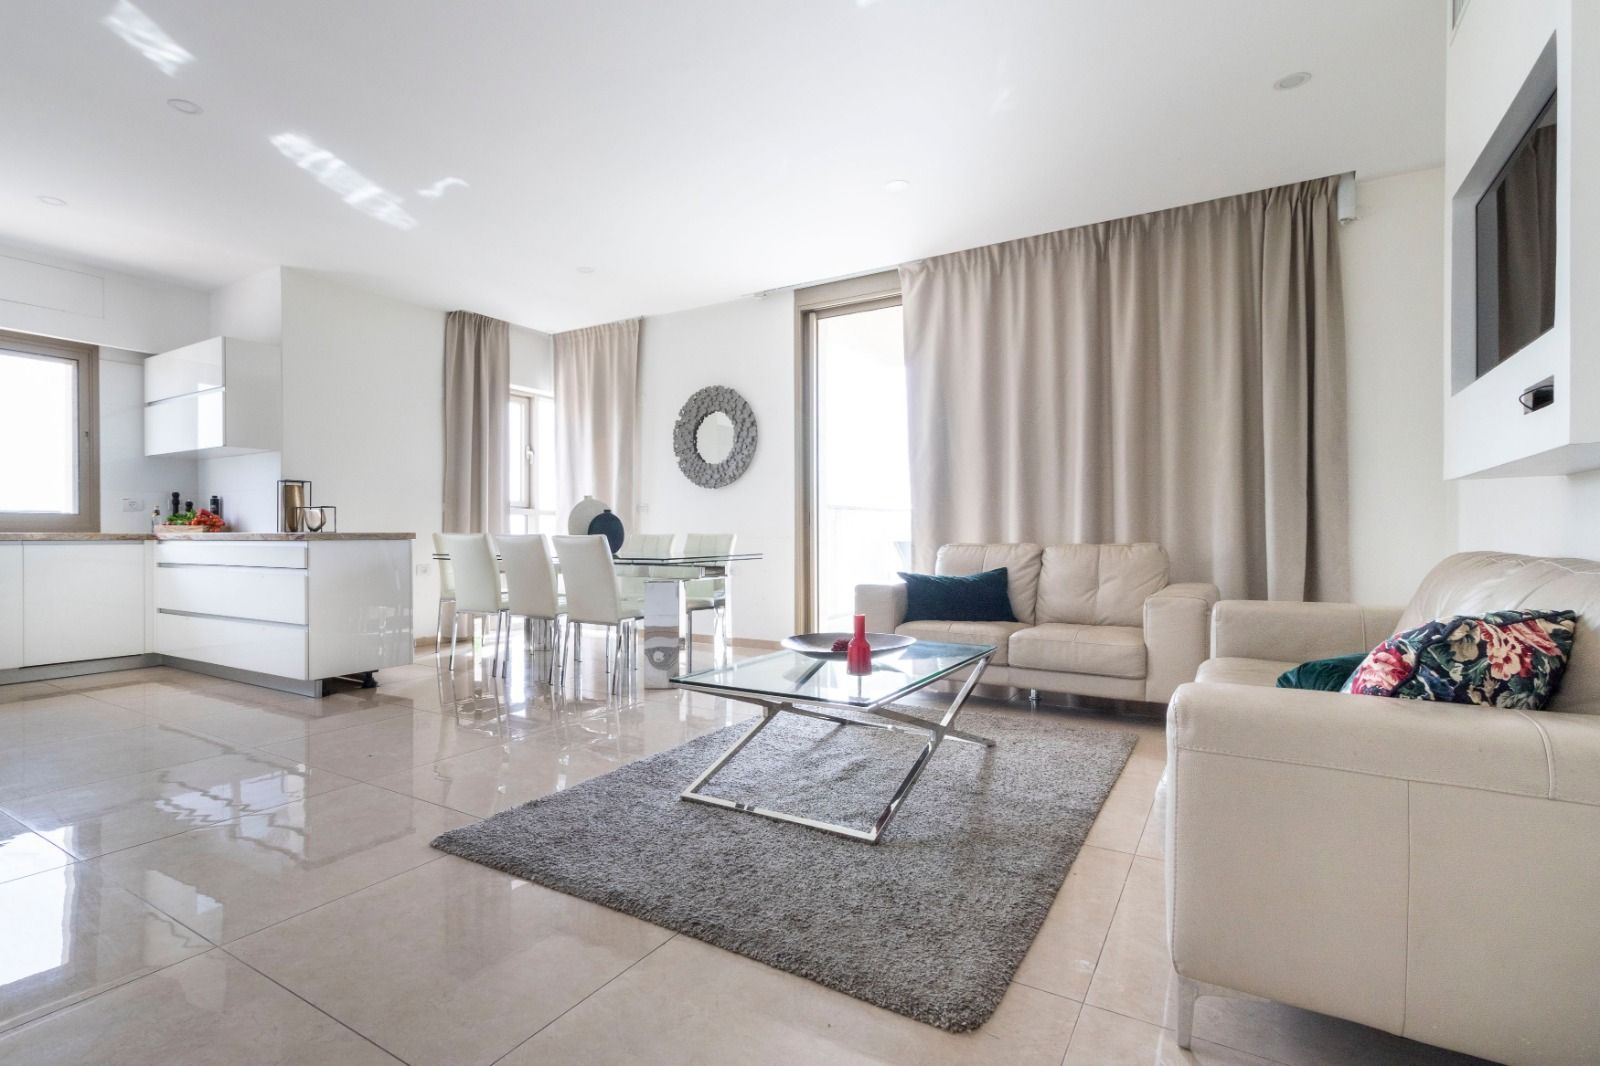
xmin=678 ymin=655 xmax=993 ymax=844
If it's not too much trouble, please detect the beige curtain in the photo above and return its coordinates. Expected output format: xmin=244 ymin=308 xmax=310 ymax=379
xmin=901 ymin=176 xmax=1348 ymax=601
xmin=442 ymin=310 xmax=510 ymax=534
xmin=554 ymin=318 xmax=640 ymax=529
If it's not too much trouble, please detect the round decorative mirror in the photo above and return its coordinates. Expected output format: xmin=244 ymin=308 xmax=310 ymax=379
xmin=696 ymin=411 xmax=735 ymax=465
xmin=674 ymin=386 xmax=757 ymax=488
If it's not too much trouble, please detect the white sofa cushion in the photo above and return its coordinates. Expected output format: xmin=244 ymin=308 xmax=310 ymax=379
xmin=1195 ymin=657 xmax=1297 ymax=687
xmin=1036 ymin=543 xmax=1168 ymax=626
xmin=896 ymin=620 xmax=1029 ymax=666
xmin=1009 ymin=623 xmax=1146 ymax=678
xmin=934 ymin=543 xmax=1044 ymax=624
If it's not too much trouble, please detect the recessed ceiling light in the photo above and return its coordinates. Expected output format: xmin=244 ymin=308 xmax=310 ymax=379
xmin=1273 ymin=71 xmax=1312 ymax=91
xmin=576 ymin=266 xmax=596 ymax=274
xmin=884 ymin=179 xmax=911 ymax=193
xmin=167 ymin=98 xmax=203 ymax=115
xmin=36 ymin=195 xmax=67 ymax=207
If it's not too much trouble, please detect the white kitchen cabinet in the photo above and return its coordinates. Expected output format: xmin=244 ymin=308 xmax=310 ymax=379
xmin=22 ymin=542 xmax=146 ymax=665
xmin=144 ymin=336 xmax=281 ymax=457
xmin=0 ymin=544 xmax=21 ymax=670
xmin=154 ymin=537 xmax=411 ymax=694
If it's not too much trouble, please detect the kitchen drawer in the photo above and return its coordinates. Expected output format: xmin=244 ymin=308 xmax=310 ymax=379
xmin=155 ymin=611 xmax=308 ymax=680
xmin=156 ymin=564 xmax=307 ymax=625
xmin=155 ymin=541 xmax=307 ymax=569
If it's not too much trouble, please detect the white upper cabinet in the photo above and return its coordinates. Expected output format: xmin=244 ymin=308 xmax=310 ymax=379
xmin=144 ymin=337 xmax=281 ymax=457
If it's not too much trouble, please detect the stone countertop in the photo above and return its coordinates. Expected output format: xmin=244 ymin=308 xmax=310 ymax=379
xmin=0 ymin=532 xmax=416 ymax=542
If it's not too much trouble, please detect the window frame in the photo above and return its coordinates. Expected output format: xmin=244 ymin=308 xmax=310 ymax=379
xmin=0 ymin=330 xmax=99 ymax=533
xmin=508 ymin=387 xmax=556 ymax=535
xmin=793 ymin=272 xmax=902 ymax=632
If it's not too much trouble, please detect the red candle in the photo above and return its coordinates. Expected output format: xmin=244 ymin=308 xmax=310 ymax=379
xmin=846 ymin=613 xmax=873 ymax=675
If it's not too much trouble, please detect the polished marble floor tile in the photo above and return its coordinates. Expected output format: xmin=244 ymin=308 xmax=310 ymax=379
xmin=1064 ymin=1003 xmax=1279 ymax=1065
xmin=501 ymin=934 xmax=1082 ymax=1066
xmin=0 ymin=949 xmax=400 ymax=1065
xmin=0 ymin=692 xmax=151 ymax=749
xmin=369 ymin=736 xmax=622 ymax=818
xmin=1083 ymin=754 xmax=1162 ymax=854
xmin=0 ymin=863 xmax=208 ymax=1032
xmin=1013 ymin=844 xmax=1134 ymax=1001
xmin=230 ymin=857 xmax=674 ymax=1066
xmin=0 ymin=680 xmax=67 ymax=705
xmin=255 ymin=710 xmax=512 ymax=783
xmin=0 ymin=724 xmax=237 ymax=804
xmin=1085 ymin=854 xmax=1170 ymax=1026
xmin=1 ymin=750 xmax=359 ymax=860
xmin=0 ymin=812 xmax=73 ymax=884
xmin=92 ymin=783 xmax=467 ymax=943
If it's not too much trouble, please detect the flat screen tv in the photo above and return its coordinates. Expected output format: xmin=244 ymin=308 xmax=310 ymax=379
xmin=1475 ymin=93 xmax=1557 ymax=379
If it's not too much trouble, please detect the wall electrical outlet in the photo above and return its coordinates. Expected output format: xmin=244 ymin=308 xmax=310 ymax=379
xmin=121 ymin=497 xmax=142 ymax=512
xmin=415 ymin=562 xmax=431 ymax=576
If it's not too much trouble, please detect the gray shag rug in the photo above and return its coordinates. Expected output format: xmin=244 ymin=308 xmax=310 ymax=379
xmin=431 ymin=703 xmax=1137 ymax=1031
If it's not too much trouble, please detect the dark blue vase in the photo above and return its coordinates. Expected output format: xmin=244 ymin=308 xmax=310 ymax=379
xmin=587 ymin=509 xmax=625 ymax=555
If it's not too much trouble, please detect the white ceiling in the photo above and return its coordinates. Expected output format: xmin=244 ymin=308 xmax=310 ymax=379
xmin=1 ymin=0 xmax=1444 ymax=333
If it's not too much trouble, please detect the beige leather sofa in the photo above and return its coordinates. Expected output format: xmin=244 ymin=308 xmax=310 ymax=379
xmin=856 ymin=542 xmax=1217 ymax=705
xmin=1167 ymin=552 xmax=1600 ymax=1066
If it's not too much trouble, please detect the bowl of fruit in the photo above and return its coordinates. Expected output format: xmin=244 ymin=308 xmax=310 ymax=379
xmin=161 ymin=508 xmax=227 ymax=533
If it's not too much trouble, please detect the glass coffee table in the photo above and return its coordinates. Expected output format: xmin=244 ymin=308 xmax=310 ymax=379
xmin=671 ymin=640 xmax=995 ymax=844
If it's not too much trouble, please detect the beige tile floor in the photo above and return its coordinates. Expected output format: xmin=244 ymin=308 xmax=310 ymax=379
xmin=0 ymin=638 xmax=1491 ymax=1065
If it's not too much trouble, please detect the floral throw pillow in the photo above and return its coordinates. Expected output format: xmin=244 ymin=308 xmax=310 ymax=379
xmin=1343 ymin=609 xmax=1579 ymax=710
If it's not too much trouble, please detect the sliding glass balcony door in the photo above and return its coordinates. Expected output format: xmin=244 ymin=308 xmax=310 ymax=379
xmin=807 ymin=300 xmax=911 ymax=632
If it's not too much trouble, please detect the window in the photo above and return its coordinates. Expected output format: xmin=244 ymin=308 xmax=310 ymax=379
xmin=797 ymin=274 xmax=910 ymax=632
xmin=0 ymin=331 xmax=98 ymax=533
xmin=508 ymin=389 xmax=556 ymax=534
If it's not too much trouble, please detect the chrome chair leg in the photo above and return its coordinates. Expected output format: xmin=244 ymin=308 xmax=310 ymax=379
xmin=449 ymin=609 xmax=461 ymax=669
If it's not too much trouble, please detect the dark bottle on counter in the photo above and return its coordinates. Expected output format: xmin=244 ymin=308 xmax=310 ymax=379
xmin=184 ymin=500 xmax=193 ymax=514
xmin=170 ymin=491 xmax=181 ymax=517
xmin=208 ymin=495 xmax=222 ymax=518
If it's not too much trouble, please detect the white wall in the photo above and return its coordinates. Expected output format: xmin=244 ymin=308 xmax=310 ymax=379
xmin=511 ymin=325 xmax=553 ymax=392
xmin=98 ymin=347 xmax=198 ymax=532
xmin=279 ymin=269 xmax=447 ymax=626
xmin=0 ymin=239 xmax=209 ymax=353
xmin=638 ymin=293 xmax=796 ymax=640
xmin=201 ymin=269 xmax=284 ymax=532
xmin=1342 ymin=170 xmax=1457 ymax=603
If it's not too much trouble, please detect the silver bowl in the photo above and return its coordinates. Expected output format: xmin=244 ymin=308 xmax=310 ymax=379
xmin=780 ymin=632 xmax=915 ymax=660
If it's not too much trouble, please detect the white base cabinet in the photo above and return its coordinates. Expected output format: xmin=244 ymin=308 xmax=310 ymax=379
xmin=154 ymin=539 xmax=411 ymax=687
xmin=0 ymin=545 xmax=21 ymax=670
xmin=22 ymin=543 xmax=146 ymax=666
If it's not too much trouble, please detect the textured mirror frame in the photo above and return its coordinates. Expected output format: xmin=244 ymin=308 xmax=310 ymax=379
xmin=674 ymin=385 xmax=758 ymax=488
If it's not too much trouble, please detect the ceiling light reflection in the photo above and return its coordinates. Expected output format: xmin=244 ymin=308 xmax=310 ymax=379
xmin=102 ymin=0 xmax=194 ymax=77
xmin=417 ymin=177 xmax=469 ymax=199
xmin=270 ymin=132 xmax=417 ymax=231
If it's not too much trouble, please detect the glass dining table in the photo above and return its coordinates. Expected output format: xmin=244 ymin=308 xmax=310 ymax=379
xmin=431 ymin=545 xmax=761 ymax=688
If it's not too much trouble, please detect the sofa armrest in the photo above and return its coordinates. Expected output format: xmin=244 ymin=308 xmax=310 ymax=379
xmin=1168 ymin=682 xmax=1553 ymax=796
xmin=1210 ymin=600 xmax=1401 ymax=663
xmin=855 ymin=582 xmax=906 ymax=633
xmin=1143 ymin=582 xmax=1219 ymax=704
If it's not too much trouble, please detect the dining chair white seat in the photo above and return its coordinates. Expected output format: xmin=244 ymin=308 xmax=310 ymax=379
xmin=494 ymin=533 xmax=566 ymax=683
xmin=552 ymin=534 xmax=644 ymax=693
xmin=682 ymin=533 xmax=736 ymax=671
xmin=438 ymin=532 xmax=508 ymax=673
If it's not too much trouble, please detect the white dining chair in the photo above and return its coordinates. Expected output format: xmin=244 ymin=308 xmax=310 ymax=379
xmin=438 ymin=532 xmax=508 ymax=674
xmin=617 ymin=532 xmax=677 ymax=600
xmin=431 ymin=532 xmax=457 ymax=652
xmin=553 ymin=534 xmax=643 ymax=693
xmin=683 ymin=533 xmax=736 ymax=671
xmin=494 ymin=533 xmax=564 ymax=683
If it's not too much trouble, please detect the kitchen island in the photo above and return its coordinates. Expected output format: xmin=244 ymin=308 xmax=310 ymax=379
xmin=0 ymin=532 xmax=414 ymax=696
